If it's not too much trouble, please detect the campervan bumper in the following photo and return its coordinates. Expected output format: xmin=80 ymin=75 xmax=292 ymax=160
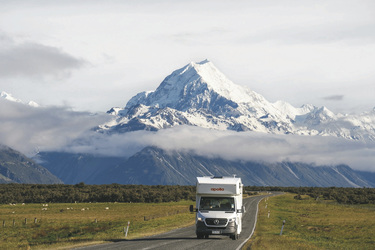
xmin=196 ymin=220 xmax=236 ymax=235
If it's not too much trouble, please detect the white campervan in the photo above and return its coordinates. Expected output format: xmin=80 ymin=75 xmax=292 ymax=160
xmin=190 ymin=176 xmax=244 ymax=240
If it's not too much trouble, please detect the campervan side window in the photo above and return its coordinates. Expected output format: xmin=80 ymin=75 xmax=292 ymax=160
xmin=199 ymin=197 xmax=235 ymax=211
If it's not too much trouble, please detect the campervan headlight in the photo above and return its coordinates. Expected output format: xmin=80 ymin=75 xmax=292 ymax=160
xmin=228 ymin=217 xmax=236 ymax=222
xmin=197 ymin=214 xmax=205 ymax=222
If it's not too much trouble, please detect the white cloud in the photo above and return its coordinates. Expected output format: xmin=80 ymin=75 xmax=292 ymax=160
xmin=61 ymin=125 xmax=375 ymax=172
xmin=1 ymin=99 xmax=373 ymax=172
xmin=0 ymin=100 xmax=110 ymax=155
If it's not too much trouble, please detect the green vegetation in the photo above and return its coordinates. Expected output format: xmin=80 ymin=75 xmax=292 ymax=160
xmin=0 ymin=183 xmax=196 ymax=204
xmin=245 ymin=186 xmax=375 ymax=204
xmin=2 ymin=184 xmax=374 ymax=205
xmin=0 ymin=200 xmax=195 ymax=249
xmin=245 ymin=193 xmax=375 ymax=249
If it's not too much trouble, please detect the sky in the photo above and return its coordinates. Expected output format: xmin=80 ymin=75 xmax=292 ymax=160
xmin=1 ymin=0 xmax=375 ymax=173
xmin=0 ymin=0 xmax=374 ymax=114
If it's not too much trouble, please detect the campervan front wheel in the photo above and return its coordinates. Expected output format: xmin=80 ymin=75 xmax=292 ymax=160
xmin=231 ymin=233 xmax=239 ymax=240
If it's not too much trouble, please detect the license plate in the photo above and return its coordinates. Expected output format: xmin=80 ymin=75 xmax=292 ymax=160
xmin=212 ymin=230 xmax=221 ymax=234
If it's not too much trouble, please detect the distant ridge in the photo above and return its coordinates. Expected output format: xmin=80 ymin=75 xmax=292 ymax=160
xmin=38 ymin=147 xmax=375 ymax=187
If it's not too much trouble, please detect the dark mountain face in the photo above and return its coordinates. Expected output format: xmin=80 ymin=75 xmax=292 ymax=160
xmin=36 ymin=152 xmax=126 ymax=184
xmin=0 ymin=145 xmax=62 ymax=184
xmin=38 ymin=147 xmax=375 ymax=187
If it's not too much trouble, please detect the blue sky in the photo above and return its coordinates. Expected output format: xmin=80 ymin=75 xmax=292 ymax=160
xmin=1 ymin=0 xmax=375 ymax=114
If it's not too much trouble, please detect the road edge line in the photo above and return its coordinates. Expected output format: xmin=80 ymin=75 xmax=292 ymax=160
xmin=235 ymin=196 xmax=265 ymax=250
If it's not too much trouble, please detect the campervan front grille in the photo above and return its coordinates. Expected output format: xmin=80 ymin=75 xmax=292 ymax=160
xmin=205 ymin=218 xmax=228 ymax=226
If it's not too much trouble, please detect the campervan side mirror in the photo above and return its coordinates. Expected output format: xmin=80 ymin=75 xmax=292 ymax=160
xmin=237 ymin=206 xmax=246 ymax=213
xmin=189 ymin=205 xmax=197 ymax=212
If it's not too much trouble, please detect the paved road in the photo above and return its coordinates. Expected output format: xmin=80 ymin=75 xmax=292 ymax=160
xmin=77 ymin=194 xmax=275 ymax=250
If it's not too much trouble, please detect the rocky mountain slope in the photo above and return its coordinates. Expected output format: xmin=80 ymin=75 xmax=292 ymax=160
xmin=0 ymin=145 xmax=62 ymax=184
xmin=37 ymin=152 xmax=125 ymax=184
xmin=107 ymin=146 xmax=375 ymax=187
xmin=38 ymin=147 xmax=375 ymax=187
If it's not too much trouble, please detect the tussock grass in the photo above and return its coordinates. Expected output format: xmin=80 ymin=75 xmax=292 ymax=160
xmin=244 ymin=193 xmax=375 ymax=249
xmin=0 ymin=201 xmax=195 ymax=249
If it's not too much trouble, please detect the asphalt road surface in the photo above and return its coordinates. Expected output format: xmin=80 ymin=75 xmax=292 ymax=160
xmin=77 ymin=194 xmax=276 ymax=250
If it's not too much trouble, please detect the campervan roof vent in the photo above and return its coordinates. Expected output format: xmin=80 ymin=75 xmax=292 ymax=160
xmin=212 ymin=176 xmax=223 ymax=179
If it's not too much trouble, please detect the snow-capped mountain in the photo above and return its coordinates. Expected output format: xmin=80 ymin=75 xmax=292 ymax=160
xmin=1 ymin=91 xmax=39 ymax=107
xmin=101 ymin=60 xmax=375 ymax=141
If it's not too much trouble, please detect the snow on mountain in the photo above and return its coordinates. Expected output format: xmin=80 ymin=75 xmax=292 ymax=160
xmin=120 ymin=60 xmax=270 ymax=119
xmin=1 ymin=91 xmax=40 ymax=107
xmin=27 ymin=101 xmax=40 ymax=108
xmin=103 ymin=60 xmax=294 ymax=133
xmin=1 ymin=91 xmax=23 ymax=103
xmin=273 ymin=100 xmax=314 ymax=119
xmin=101 ymin=60 xmax=375 ymax=142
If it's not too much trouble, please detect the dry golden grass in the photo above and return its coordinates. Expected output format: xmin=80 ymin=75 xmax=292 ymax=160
xmin=243 ymin=193 xmax=375 ymax=249
xmin=0 ymin=201 xmax=195 ymax=249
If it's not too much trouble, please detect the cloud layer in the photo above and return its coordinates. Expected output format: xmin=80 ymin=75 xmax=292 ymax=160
xmin=1 ymin=100 xmax=374 ymax=172
xmin=65 ymin=125 xmax=375 ymax=172
xmin=0 ymin=100 xmax=109 ymax=155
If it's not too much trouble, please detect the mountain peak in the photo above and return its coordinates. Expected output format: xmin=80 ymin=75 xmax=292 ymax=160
xmin=169 ymin=60 xmax=264 ymax=106
xmin=104 ymin=60 xmax=284 ymax=132
xmin=124 ymin=60 xmax=263 ymax=112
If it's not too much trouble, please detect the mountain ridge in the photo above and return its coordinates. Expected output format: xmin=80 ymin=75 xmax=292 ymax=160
xmin=37 ymin=146 xmax=375 ymax=187
xmin=102 ymin=60 xmax=375 ymax=141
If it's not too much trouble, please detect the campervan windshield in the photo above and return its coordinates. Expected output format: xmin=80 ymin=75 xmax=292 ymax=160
xmin=199 ymin=197 xmax=235 ymax=212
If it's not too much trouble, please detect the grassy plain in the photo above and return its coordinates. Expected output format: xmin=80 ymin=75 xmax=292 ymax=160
xmin=0 ymin=201 xmax=195 ymax=249
xmin=245 ymin=193 xmax=375 ymax=249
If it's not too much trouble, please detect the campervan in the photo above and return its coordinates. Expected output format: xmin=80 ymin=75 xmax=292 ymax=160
xmin=190 ymin=176 xmax=244 ymax=240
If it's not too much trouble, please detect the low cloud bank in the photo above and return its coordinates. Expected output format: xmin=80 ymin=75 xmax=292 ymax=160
xmin=1 ymin=100 xmax=374 ymax=172
xmin=0 ymin=100 xmax=110 ymax=155
xmin=65 ymin=126 xmax=375 ymax=172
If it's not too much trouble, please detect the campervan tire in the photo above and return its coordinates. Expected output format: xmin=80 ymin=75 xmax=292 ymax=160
xmin=231 ymin=233 xmax=239 ymax=240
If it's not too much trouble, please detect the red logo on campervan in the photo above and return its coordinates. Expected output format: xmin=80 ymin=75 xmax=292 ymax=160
xmin=211 ymin=188 xmax=224 ymax=191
